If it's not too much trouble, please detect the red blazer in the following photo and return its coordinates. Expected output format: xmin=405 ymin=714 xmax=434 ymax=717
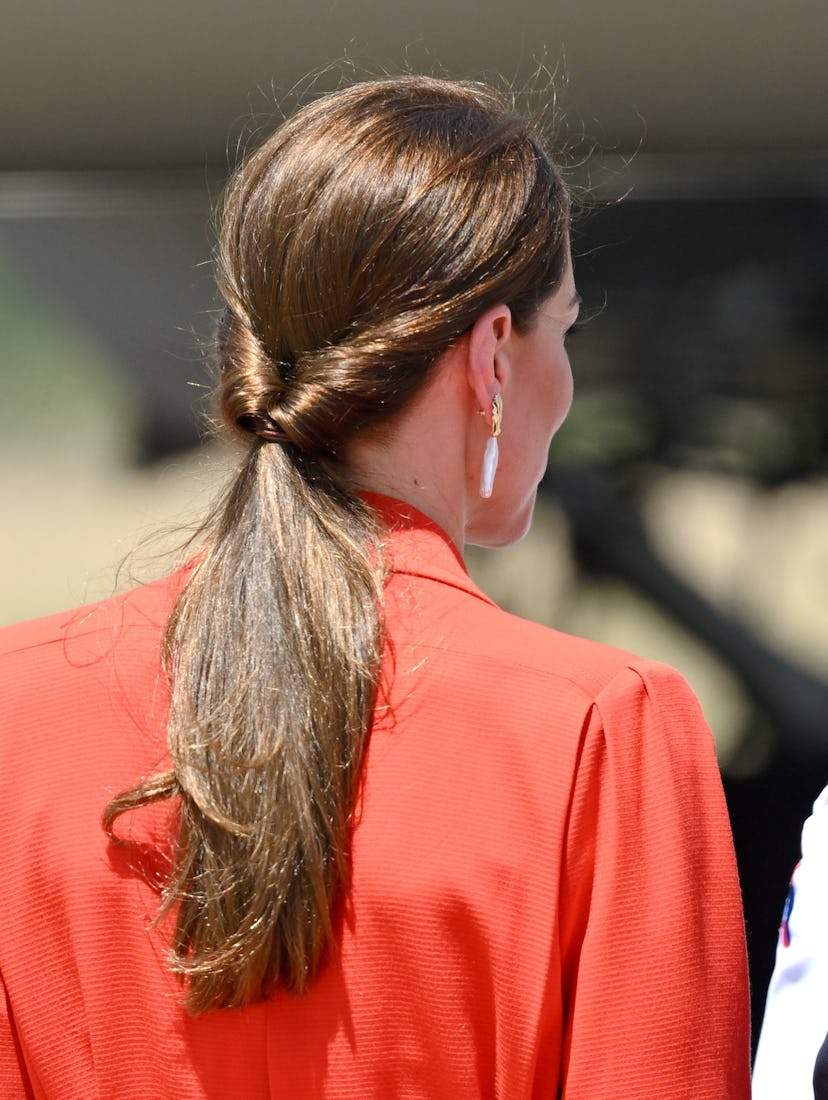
xmin=0 ymin=496 xmax=751 ymax=1098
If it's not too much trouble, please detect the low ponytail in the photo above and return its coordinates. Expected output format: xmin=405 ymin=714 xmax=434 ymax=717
xmin=104 ymin=75 xmax=570 ymax=1012
xmin=161 ymin=442 xmax=384 ymax=1011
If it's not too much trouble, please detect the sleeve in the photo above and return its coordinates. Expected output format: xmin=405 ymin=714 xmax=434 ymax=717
xmin=557 ymin=661 xmax=751 ymax=1100
xmin=0 ymin=972 xmax=34 ymax=1100
xmin=752 ymin=784 xmax=828 ymax=1100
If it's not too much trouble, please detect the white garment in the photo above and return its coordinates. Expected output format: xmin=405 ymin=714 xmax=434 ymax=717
xmin=754 ymin=783 xmax=828 ymax=1099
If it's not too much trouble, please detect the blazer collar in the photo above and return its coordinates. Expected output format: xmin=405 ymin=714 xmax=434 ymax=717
xmin=361 ymin=493 xmax=496 ymax=606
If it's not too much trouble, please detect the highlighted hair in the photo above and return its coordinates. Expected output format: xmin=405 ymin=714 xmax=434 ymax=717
xmin=104 ymin=75 xmax=570 ymax=1012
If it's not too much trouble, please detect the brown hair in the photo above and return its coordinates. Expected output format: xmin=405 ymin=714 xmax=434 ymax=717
xmin=104 ymin=75 xmax=570 ymax=1013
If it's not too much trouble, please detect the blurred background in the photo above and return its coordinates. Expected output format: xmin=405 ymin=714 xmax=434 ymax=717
xmin=3 ymin=0 xmax=828 ymax=1045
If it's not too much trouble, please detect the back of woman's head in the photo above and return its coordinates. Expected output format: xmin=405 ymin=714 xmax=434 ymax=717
xmin=217 ymin=76 xmax=570 ymax=454
xmin=104 ymin=76 xmax=570 ymax=1014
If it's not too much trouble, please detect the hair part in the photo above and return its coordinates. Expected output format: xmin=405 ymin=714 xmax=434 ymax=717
xmin=104 ymin=74 xmax=570 ymax=1013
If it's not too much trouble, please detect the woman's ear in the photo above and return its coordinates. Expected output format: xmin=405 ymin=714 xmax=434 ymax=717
xmin=466 ymin=304 xmax=513 ymax=417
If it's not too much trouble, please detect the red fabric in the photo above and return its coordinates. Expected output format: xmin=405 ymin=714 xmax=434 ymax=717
xmin=0 ymin=496 xmax=750 ymax=1098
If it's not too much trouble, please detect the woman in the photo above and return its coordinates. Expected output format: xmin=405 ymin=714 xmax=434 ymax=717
xmin=0 ymin=77 xmax=750 ymax=1097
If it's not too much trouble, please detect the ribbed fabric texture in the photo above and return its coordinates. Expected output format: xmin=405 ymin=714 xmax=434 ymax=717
xmin=0 ymin=497 xmax=750 ymax=1098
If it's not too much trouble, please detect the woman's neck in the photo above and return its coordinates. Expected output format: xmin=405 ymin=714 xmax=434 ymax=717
xmin=343 ymin=359 xmax=474 ymax=552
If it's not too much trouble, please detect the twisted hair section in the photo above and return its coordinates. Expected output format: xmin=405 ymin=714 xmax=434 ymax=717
xmin=103 ymin=75 xmax=570 ymax=1012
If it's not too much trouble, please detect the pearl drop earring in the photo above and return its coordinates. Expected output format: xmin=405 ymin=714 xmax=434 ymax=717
xmin=479 ymin=394 xmax=503 ymax=499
